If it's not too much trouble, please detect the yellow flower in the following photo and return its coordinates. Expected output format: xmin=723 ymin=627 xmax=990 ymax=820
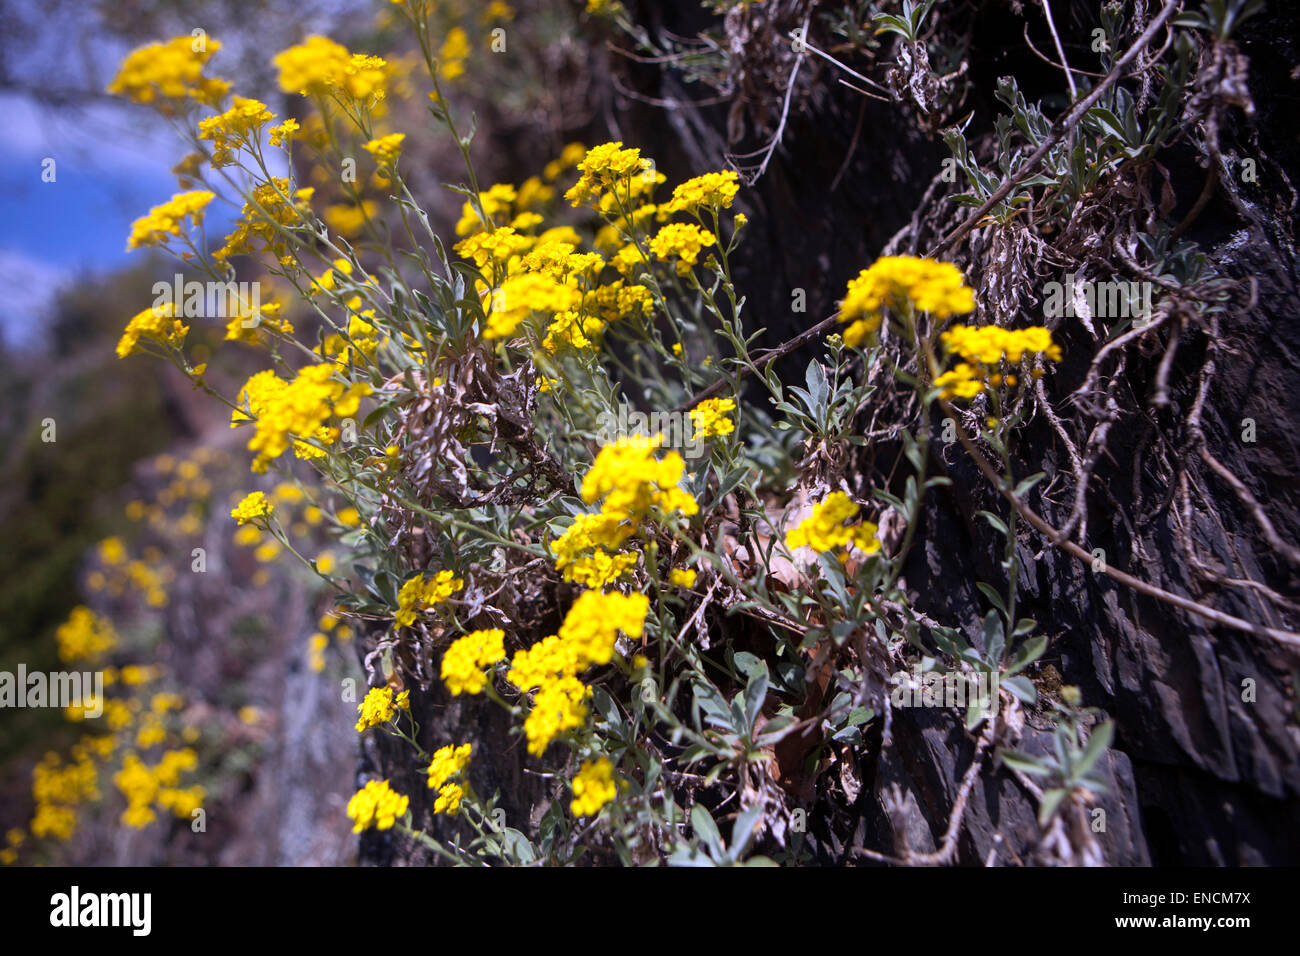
xmin=580 ymin=435 xmax=698 ymax=520
xmin=395 ymin=570 xmax=463 ymax=627
xmin=455 ymin=226 xmax=533 ymax=270
xmin=438 ymin=27 xmax=470 ymax=80
xmin=523 ymin=676 xmax=589 ymax=755
xmin=689 ymin=397 xmax=736 ymax=439
xmin=433 ymin=782 xmax=464 ymax=814
xmin=214 ymin=178 xmax=314 ymax=261
xmin=455 ymin=183 xmax=518 ymax=236
xmin=231 ymin=491 xmax=273 ymax=525
xmin=157 ymin=786 xmax=205 ymax=818
xmin=665 ymin=170 xmax=739 ymax=215
xmin=556 ymin=591 xmax=649 ymax=668
xmin=198 ymin=97 xmax=276 ymax=165
xmin=363 ymin=132 xmax=405 ymax=166
xmin=108 ymin=36 xmax=227 ymax=107
xmin=935 ymin=325 xmax=1062 ymax=401
xmin=543 ymin=141 xmax=587 ymax=181
xmin=54 ymin=607 xmax=117 ymax=663
xmin=785 ymin=492 xmax=881 ymax=556
xmin=441 ymin=629 xmax=507 ymax=696
xmin=669 ymin=568 xmax=697 ymax=588
xmin=116 ymin=302 xmax=189 ymax=359
xmin=504 ymin=591 xmax=650 ymax=694
xmin=564 ymin=141 xmax=654 ymax=209
xmin=484 ymin=272 xmax=582 ymax=340
xmin=355 ymin=686 xmax=401 ymax=732
xmin=426 ymin=743 xmax=472 ymax=790
xmin=570 ymin=757 xmax=617 ymax=816
xmin=274 ymin=37 xmax=387 ymax=101
xmin=98 ymin=537 xmax=127 ymax=565
xmin=561 ymin=549 xmax=638 ymax=588
xmin=126 ymin=190 xmax=215 ymax=251
xmin=229 ymin=365 xmax=369 ymax=472
xmin=839 ymin=256 xmax=976 ymax=347
xmin=346 ymin=779 xmax=408 ymax=832
xmin=648 ymin=222 xmax=715 ymax=275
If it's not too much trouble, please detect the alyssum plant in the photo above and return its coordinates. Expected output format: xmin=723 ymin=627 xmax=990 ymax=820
xmin=108 ymin=2 xmax=1083 ymax=865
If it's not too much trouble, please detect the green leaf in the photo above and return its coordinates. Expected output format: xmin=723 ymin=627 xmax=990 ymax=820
xmin=1037 ymin=787 xmax=1067 ymax=826
xmin=1006 ymin=635 xmax=1047 ymax=675
xmin=1013 ymin=471 xmax=1046 ymax=498
xmin=691 ymin=804 xmax=726 ymax=862
xmin=744 ymin=665 xmax=770 ymax=735
xmin=1002 ymin=674 xmax=1037 ymax=705
xmin=976 ymin=582 xmax=1008 ymax=617
xmin=977 ymin=510 xmax=1009 ymax=537
xmin=1075 ymin=720 xmax=1115 ymax=779
xmin=999 ymin=749 xmax=1052 ymax=776
xmin=982 ymin=610 xmax=1005 ymax=663
xmin=731 ymin=805 xmax=763 ymax=860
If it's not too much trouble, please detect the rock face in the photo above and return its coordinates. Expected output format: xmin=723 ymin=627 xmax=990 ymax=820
xmin=363 ymin=0 xmax=1299 ymax=865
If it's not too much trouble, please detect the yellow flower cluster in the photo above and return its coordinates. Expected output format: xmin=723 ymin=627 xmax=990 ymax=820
xmin=1 ymin=829 xmax=23 ymax=866
xmin=447 ymin=147 xmax=666 ymax=349
xmin=555 ymin=590 xmax=648 ymax=667
xmin=563 ymin=549 xmax=639 ymax=589
xmin=564 ymin=141 xmax=653 ymax=209
xmin=507 ymin=592 xmax=649 ymax=755
xmin=942 ymin=324 xmax=1062 ymax=365
xmin=395 ymin=570 xmax=463 ymax=627
xmin=441 ymin=629 xmax=507 ymax=696
xmin=570 ymin=757 xmax=617 ymax=816
xmin=113 ymin=749 xmax=201 ymax=829
xmin=581 ymin=435 xmax=699 ymax=520
xmin=116 ymin=303 xmax=188 ymax=360
xmin=108 ymin=35 xmax=228 ymax=108
xmin=426 ymin=743 xmax=471 ymax=814
xmin=54 ymin=607 xmax=118 ymax=663
xmin=455 ymin=182 xmax=520 ymax=236
xmin=347 ymin=779 xmax=409 ymax=832
xmin=839 ymin=256 xmax=977 ymax=347
xmin=549 ymin=512 xmax=634 ymax=580
xmin=31 ymin=750 xmax=99 ymax=840
xmin=485 ymin=272 xmax=583 ymax=340
xmin=546 ymin=436 xmax=700 ymax=588
xmin=523 ymin=677 xmax=590 ymax=757
xmin=355 ymin=686 xmax=410 ymax=732
xmin=438 ymin=27 xmax=470 ymax=81
xmin=665 ymin=170 xmax=739 ymax=216
xmin=541 ymin=309 xmax=605 ymax=355
xmin=274 ymin=36 xmax=388 ymax=101
xmin=456 ymin=226 xmax=533 ymax=270
xmin=363 ymin=132 xmax=406 ymax=166
xmin=648 ymin=222 xmax=716 ymax=275
xmin=935 ymin=325 xmax=1061 ymax=400
xmin=225 ymin=298 xmax=292 ymax=344
xmin=230 ymin=491 xmax=273 ymax=525
xmin=689 ymin=397 xmax=736 ymax=439
xmin=669 ymin=568 xmax=697 ymax=588
xmin=215 ymin=178 xmax=315 ymax=261
xmin=230 ymin=365 xmax=369 ymax=472
xmin=125 ymin=190 xmax=215 ymax=251
xmin=785 ymin=491 xmax=881 ymax=556
xmin=197 ymin=97 xmax=276 ymax=166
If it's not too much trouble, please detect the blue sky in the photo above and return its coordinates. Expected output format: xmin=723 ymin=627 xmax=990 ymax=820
xmin=0 ymin=93 xmax=193 ymax=348
xmin=0 ymin=0 xmax=348 ymax=350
